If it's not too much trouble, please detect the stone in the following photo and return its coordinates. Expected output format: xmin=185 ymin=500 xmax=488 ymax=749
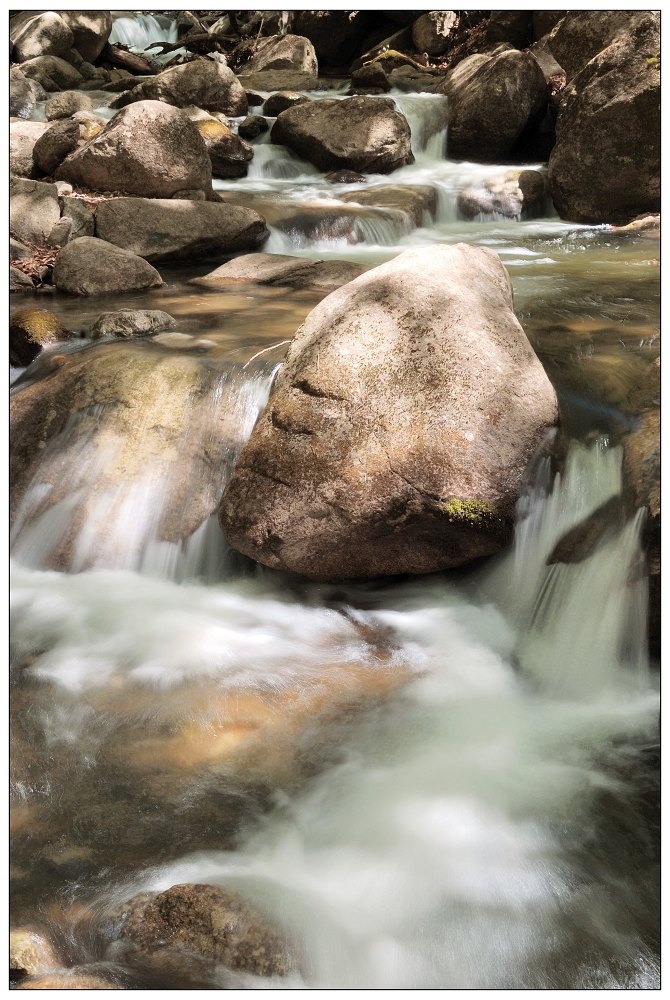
xmin=45 ymin=90 xmax=93 ymax=121
xmin=271 ymin=96 xmax=413 ymax=174
xmin=10 ymin=120 xmax=49 ymax=178
xmin=122 ymin=60 xmax=248 ymax=117
xmin=340 ymin=184 xmax=437 ymax=226
xmin=293 ymin=10 xmax=375 ymax=66
xmin=17 ymin=972 xmax=121 ymax=989
xmin=547 ymin=12 xmax=660 ymax=224
xmin=59 ymin=197 xmax=95 ymax=240
xmin=242 ymin=34 xmax=318 ymax=76
xmin=547 ymin=11 xmax=636 ymax=81
xmin=325 ymin=170 xmax=367 ymax=184
xmin=45 ymin=217 xmax=74 ymax=248
xmin=94 ymin=198 xmax=268 ymax=262
xmin=9 ymin=68 xmax=45 ymax=119
xmin=117 ymin=883 xmax=290 ymax=977
xmin=52 ymin=237 xmax=163 ymax=295
xmin=10 ymin=928 xmax=60 ymax=978
xmin=238 ymin=116 xmax=269 ymax=141
xmin=263 ymin=91 xmax=310 ymax=117
xmin=10 ymin=238 xmax=31 ymax=262
xmin=219 ymin=244 xmax=558 ymax=581
xmin=10 ymin=177 xmax=61 ymax=245
xmin=59 ymin=11 xmax=112 ymax=63
xmin=90 ymin=309 xmax=177 ymax=339
xmin=19 ymin=55 xmax=84 ymax=91
xmin=238 ymin=70 xmax=323 ymax=93
xmin=412 ymin=11 xmax=458 ymax=56
xmin=10 ymin=11 xmax=73 ymax=63
xmin=32 ymin=119 xmax=80 ymax=176
xmin=10 ymin=267 xmax=35 ymax=293
xmin=532 ymin=11 xmax=565 ymax=41
xmin=350 ymin=62 xmax=391 ymax=93
xmin=55 ymin=101 xmax=213 ymax=199
xmin=485 ymin=11 xmax=533 ymax=49
xmin=10 ymin=308 xmax=75 ymax=366
xmin=191 ymin=253 xmax=364 ymax=292
xmin=193 ymin=119 xmax=254 ymax=180
xmin=444 ymin=48 xmax=548 ymax=161
xmin=457 ymin=169 xmax=547 ymax=220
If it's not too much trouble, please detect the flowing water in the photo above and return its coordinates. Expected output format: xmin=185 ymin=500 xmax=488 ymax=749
xmin=10 ymin=80 xmax=660 ymax=989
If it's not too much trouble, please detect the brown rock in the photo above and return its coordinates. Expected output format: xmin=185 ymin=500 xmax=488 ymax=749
xmin=238 ymin=115 xmax=269 ymax=140
xmin=294 ymin=10 xmax=375 ymax=66
xmin=485 ymin=11 xmax=533 ymax=49
xmin=193 ymin=118 xmax=254 ymax=180
xmin=242 ymin=34 xmax=318 ymax=76
xmin=220 ymin=244 xmax=558 ymax=581
xmin=10 ymin=928 xmax=60 ymax=978
xmin=44 ymin=89 xmax=93 ymax=121
xmin=10 ymin=308 xmax=75 ymax=366
xmin=19 ymin=54 xmax=84 ymax=91
xmin=10 ymin=67 xmax=45 ymax=119
xmin=59 ymin=11 xmax=112 ymax=63
xmin=10 ymin=177 xmax=61 ymax=245
xmin=412 ymin=11 xmax=458 ymax=56
xmin=90 ymin=309 xmax=177 ymax=340
xmin=10 ymin=120 xmax=49 ymax=178
xmin=53 ymin=237 xmax=163 ymax=295
xmin=547 ymin=10 xmax=636 ymax=81
xmin=340 ymin=184 xmax=437 ymax=226
xmin=263 ymin=91 xmax=311 ymax=117
xmin=124 ymin=59 xmax=248 ymax=116
xmin=10 ymin=11 xmax=73 ymax=62
xmin=191 ymin=253 xmax=364 ymax=292
xmin=32 ymin=119 xmax=80 ymax=176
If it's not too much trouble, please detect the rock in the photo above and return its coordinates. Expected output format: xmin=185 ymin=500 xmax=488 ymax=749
xmin=10 ymin=266 xmax=35 ymax=293
xmin=271 ymin=96 xmax=413 ymax=174
xmin=532 ymin=11 xmax=565 ymax=41
xmin=457 ymin=169 xmax=547 ymax=220
xmin=352 ymin=26 xmax=413 ymax=72
xmin=242 ymin=34 xmax=318 ymax=76
xmin=17 ymin=972 xmax=121 ymax=989
xmin=53 ymin=237 xmax=163 ymax=295
xmin=60 ymin=197 xmax=95 ymax=240
xmin=245 ymin=91 xmax=265 ymax=107
xmin=412 ymin=11 xmax=458 ymax=56
xmin=71 ymin=111 xmax=106 ymax=141
xmin=55 ymin=101 xmax=213 ymax=199
xmin=485 ymin=11 xmax=533 ymax=49
xmin=10 ymin=238 xmax=31 ymax=262
xmin=123 ymin=60 xmax=248 ymax=117
xmin=191 ymin=253 xmax=364 ymax=292
xmin=219 ymin=244 xmax=558 ymax=581
xmin=90 ymin=309 xmax=177 ymax=339
xmin=9 ymin=68 xmax=45 ymax=119
xmin=117 ymin=884 xmax=290 ymax=977
xmin=10 ymin=928 xmax=60 ymax=979
xmin=10 ymin=177 xmax=61 ymax=245
xmin=10 ymin=120 xmax=49 ymax=178
xmin=32 ymin=119 xmax=80 ymax=176
xmin=340 ymin=184 xmax=437 ymax=226
xmin=528 ymin=38 xmax=565 ymax=81
xmin=263 ymin=91 xmax=311 ymax=117
xmin=59 ymin=11 xmax=112 ymax=63
xmin=548 ymin=12 xmax=660 ymax=224
xmin=444 ymin=48 xmax=548 ymax=162
xmin=547 ymin=11 xmax=636 ymax=81
xmin=10 ymin=308 xmax=75 ymax=366
xmin=10 ymin=342 xmax=251 ymax=567
xmin=19 ymin=55 xmax=84 ymax=91
xmin=45 ymin=216 xmax=74 ymax=248
xmin=193 ymin=119 xmax=254 ymax=180
xmin=238 ymin=71 xmax=322 ymax=93
xmin=238 ymin=115 xmax=269 ymax=141
xmin=612 ymin=214 xmax=660 ymax=238
xmin=350 ymin=62 xmax=391 ymax=93
xmin=94 ymin=198 xmax=268 ymax=263
xmin=10 ymin=11 xmax=73 ymax=62
xmin=294 ymin=10 xmax=375 ymax=66
xmin=45 ymin=90 xmax=93 ymax=121
xmin=325 ymin=169 xmax=367 ymax=184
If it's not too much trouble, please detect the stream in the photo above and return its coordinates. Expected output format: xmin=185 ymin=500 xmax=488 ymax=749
xmin=9 ymin=41 xmax=660 ymax=990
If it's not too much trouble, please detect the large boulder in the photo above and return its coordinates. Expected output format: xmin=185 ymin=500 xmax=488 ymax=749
xmin=10 ymin=120 xmax=49 ymax=178
xmin=546 ymin=11 xmax=636 ymax=81
xmin=547 ymin=13 xmax=660 ymax=224
xmin=219 ymin=244 xmax=558 ymax=581
xmin=412 ymin=11 xmax=458 ymax=56
xmin=55 ymin=101 xmax=213 ymax=198
xmin=123 ymin=60 xmax=248 ymax=117
xmin=58 ymin=11 xmax=112 ymax=63
xmin=19 ymin=55 xmax=84 ymax=91
xmin=444 ymin=48 xmax=548 ymax=161
xmin=115 ymin=884 xmax=290 ymax=978
xmin=10 ymin=11 xmax=73 ymax=62
xmin=242 ymin=34 xmax=318 ymax=76
xmin=94 ymin=198 xmax=268 ymax=262
xmin=53 ymin=237 xmax=163 ymax=295
xmin=10 ymin=177 xmax=61 ymax=245
xmin=32 ymin=119 xmax=80 ymax=176
xmin=271 ymin=96 xmax=414 ymax=174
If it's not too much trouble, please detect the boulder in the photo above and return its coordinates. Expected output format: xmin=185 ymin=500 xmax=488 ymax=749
xmin=546 ymin=11 xmax=636 ymax=81
xmin=32 ymin=119 xmax=80 ymax=176
xmin=242 ymin=34 xmax=318 ymax=76
xmin=60 ymin=197 xmax=95 ymax=240
xmin=548 ymin=13 xmax=660 ymax=224
xmin=10 ymin=308 xmax=76 ymax=366
xmin=238 ymin=70 xmax=322 ymax=92
xmin=55 ymin=101 xmax=213 ymax=199
xmin=238 ymin=116 xmax=269 ymax=141
xmin=116 ymin=884 xmax=290 ymax=977
xmin=122 ymin=60 xmax=248 ymax=117
xmin=10 ymin=928 xmax=60 ymax=979
xmin=485 ymin=11 xmax=533 ymax=49
xmin=10 ymin=120 xmax=49 ymax=178
xmin=53 ymin=237 xmax=163 ymax=295
xmin=191 ymin=253 xmax=364 ymax=292
xmin=10 ymin=177 xmax=61 ymax=245
xmin=10 ymin=68 xmax=45 ymax=119
xmin=10 ymin=266 xmax=35 ymax=293
xmin=17 ymin=972 xmax=121 ymax=990
xmin=444 ymin=48 xmax=548 ymax=161
xmin=457 ymin=169 xmax=547 ymax=220
xmin=294 ymin=10 xmax=375 ymax=66
xmin=271 ymin=96 xmax=414 ymax=174
xmin=90 ymin=309 xmax=177 ymax=339
xmin=340 ymin=184 xmax=437 ymax=226
xmin=263 ymin=91 xmax=311 ymax=117
xmin=94 ymin=198 xmax=268 ymax=262
xmin=350 ymin=62 xmax=391 ymax=93
xmin=412 ymin=11 xmax=458 ymax=56
xmin=10 ymin=238 xmax=31 ymax=262
xmin=19 ymin=55 xmax=84 ymax=91
xmin=45 ymin=90 xmax=93 ymax=121
xmin=193 ymin=119 xmax=254 ymax=180
xmin=59 ymin=11 xmax=112 ymax=63
xmin=219 ymin=244 xmax=558 ymax=581
xmin=10 ymin=11 xmax=73 ymax=62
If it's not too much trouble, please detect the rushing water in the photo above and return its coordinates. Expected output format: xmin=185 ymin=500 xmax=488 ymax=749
xmin=10 ymin=81 xmax=659 ymax=989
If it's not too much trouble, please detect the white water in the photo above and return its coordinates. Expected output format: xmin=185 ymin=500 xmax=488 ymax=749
xmin=108 ymin=12 xmax=182 ymax=66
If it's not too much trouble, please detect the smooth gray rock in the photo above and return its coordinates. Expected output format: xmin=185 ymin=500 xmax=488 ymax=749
xmin=53 ymin=237 xmax=163 ymax=295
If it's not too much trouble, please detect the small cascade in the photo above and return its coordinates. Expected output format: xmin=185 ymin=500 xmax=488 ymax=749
xmin=245 ymin=143 xmax=320 ymax=183
xmin=389 ymin=91 xmax=448 ymax=161
xmin=109 ymin=12 xmax=176 ymax=50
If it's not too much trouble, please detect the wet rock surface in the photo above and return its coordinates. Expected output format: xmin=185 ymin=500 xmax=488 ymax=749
xmin=191 ymin=252 xmax=364 ymax=292
xmin=10 ymin=307 xmax=76 ymax=366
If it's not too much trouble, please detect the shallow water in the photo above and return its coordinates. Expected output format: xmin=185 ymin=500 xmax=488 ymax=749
xmin=10 ymin=82 xmax=659 ymax=989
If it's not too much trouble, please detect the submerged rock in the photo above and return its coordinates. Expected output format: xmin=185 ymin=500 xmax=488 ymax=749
xmin=90 ymin=309 xmax=177 ymax=340
xmin=53 ymin=237 xmax=163 ymax=295
xmin=271 ymin=96 xmax=414 ymax=174
xmin=220 ymin=244 xmax=558 ymax=581
xmin=10 ymin=308 xmax=75 ymax=366
xmin=457 ymin=169 xmax=547 ymax=220
xmin=191 ymin=252 xmax=364 ymax=292
xmin=10 ymin=928 xmax=60 ymax=979
xmin=340 ymin=184 xmax=437 ymax=226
